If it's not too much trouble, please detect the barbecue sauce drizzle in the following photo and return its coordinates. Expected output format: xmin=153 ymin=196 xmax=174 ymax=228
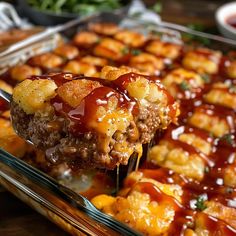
xmin=30 ymin=72 xmax=175 ymax=136
xmin=138 ymin=54 xmax=236 ymax=234
xmin=30 ymin=72 xmax=137 ymax=135
xmin=1 ymin=26 xmax=236 ymax=235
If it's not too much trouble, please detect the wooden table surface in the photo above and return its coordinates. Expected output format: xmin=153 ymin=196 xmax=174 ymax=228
xmin=0 ymin=0 xmax=229 ymax=235
xmin=0 ymin=186 xmax=69 ymax=236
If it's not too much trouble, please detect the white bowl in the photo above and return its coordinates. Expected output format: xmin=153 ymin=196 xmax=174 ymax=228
xmin=215 ymin=1 xmax=236 ymax=39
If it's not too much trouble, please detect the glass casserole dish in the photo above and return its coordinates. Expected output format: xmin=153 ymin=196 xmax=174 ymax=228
xmin=1 ymin=11 xmax=235 ymax=235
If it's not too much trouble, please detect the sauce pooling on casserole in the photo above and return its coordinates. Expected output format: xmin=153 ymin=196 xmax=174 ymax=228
xmin=29 ymin=72 xmax=138 ymax=135
xmin=132 ymin=168 xmax=236 ymax=235
xmin=52 ymin=86 xmax=135 ymax=135
xmin=97 ymin=46 xmax=233 ymax=234
xmin=3 ymin=23 xmax=236 ymax=235
xmin=141 ymin=52 xmax=236 ymax=234
xmin=29 ymin=72 xmax=176 ymax=136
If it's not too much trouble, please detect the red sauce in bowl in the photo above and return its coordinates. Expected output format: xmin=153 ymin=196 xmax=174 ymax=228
xmin=226 ymin=14 xmax=236 ymax=29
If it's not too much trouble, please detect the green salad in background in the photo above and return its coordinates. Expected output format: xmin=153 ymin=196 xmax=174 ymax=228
xmin=27 ymin=0 xmax=122 ymax=15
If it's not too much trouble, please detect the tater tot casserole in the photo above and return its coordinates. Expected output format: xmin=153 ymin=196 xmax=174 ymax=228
xmin=1 ymin=22 xmax=236 ymax=235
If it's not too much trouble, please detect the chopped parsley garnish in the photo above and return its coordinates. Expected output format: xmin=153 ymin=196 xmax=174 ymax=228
xmin=201 ymin=74 xmax=210 ymax=83
xmin=229 ymin=84 xmax=236 ymax=94
xmin=167 ymin=63 xmax=175 ymax=70
xmin=195 ymin=196 xmax=207 ymax=211
xmin=209 ymin=132 xmax=214 ymax=138
xmin=204 ymin=166 xmax=210 ymax=173
xmin=151 ymin=1 xmax=162 ymax=14
xmin=131 ymin=49 xmax=142 ymax=56
xmin=185 ymin=221 xmax=194 ymax=228
xmin=152 ymin=31 xmax=163 ymax=38
xmin=220 ymin=134 xmax=234 ymax=145
xmin=96 ymin=38 xmax=101 ymax=44
xmin=226 ymin=187 xmax=234 ymax=194
xmin=179 ymin=81 xmax=190 ymax=91
xmin=183 ymin=24 xmax=211 ymax=46
xmin=122 ymin=47 xmax=129 ymax=55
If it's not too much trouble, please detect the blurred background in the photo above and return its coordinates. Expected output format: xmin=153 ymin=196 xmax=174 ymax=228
xmin=2 ymin=0 xmax=234 ymax=28
xmin=146 ymin=0 xmax=231 ymax=27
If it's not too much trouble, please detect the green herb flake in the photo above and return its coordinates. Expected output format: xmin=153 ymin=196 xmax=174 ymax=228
xmin=122 ymin=47 xmax=129 ymax=55
xmin=209 ymin=132 xmax=214 ymax=138
xmin=229 ymin=84 xmax=236 ymax=94
xmin=131 ymin=49 xmax=142 ymax=56
xmin=204 ymin=166 xmax=210 ymax=173
xmin=179 ymin=81 xmax=190 ymax=91
xmin=185 ymin=221 xmax=194 ymax=228
xmin=167 ymin=63 xmax=174 ymax=70
xmin=183 ymin=24 xmax=211 ymax=46
xmin=220 ymin=134 xmax=234 ymax=145
xmin=195 ymin=196 xmax=207 ymax=211
xmin=201 ymin=74 xmax=210 ymax=83
xmin=226 ymin=187 xmax=234 ymax=194
xmin=96 ymin=38 xmax=101 ymax=44
xmin=187 ymin=23 xmax=205 ymax=31
xmin=152 ymin=2 xmax=162 ymax=14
